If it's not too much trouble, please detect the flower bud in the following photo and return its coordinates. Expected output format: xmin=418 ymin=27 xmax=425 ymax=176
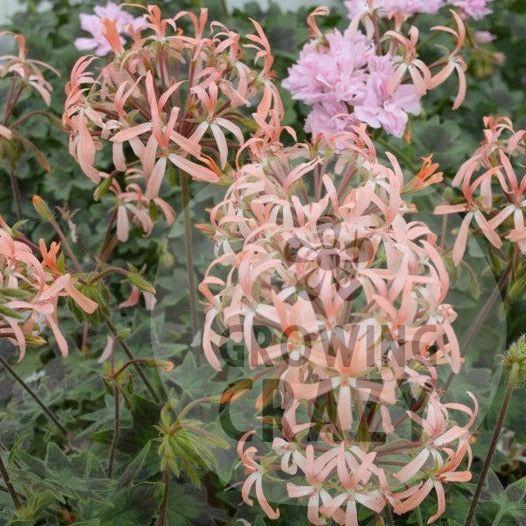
xmin=32 ymin=195 xmax=53 ymax=221
xmin=502 ymin=336 xmax=526 ymax=388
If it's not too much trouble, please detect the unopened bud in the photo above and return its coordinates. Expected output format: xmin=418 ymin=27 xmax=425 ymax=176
xmin=32 ymin=195 xmax=53 ymax=221
xmin=502 ymin=335 xmax=526 ymax=388
xmin=128 ymin=272 xmax=156 ymax=295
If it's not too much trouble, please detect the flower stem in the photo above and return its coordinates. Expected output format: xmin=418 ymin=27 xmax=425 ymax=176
xmin=8 ymin=169 xmax=22 ymax=220
xmin=384 ymin=506 xmax=396 ymax=526
xmin=47 ymin=214 xmax=83 ymax=273
xmin=107 ymin=386 xmax=120 ymax=478
xmin=156 ymin=469 xmax=170 ymax=526
xmin=180 ymin=172 xmax=200 ymax=338
xmin=220 ymin=0 xmax=229 ymax=17
xmin=464 ymin=372 xmax=517 ymax=526
xmin=416 ymin=506 xmax=424 ymax=526
xmin=103 ymin=315 xmax=161 ymax=404
xmin=490 ymin=510 xmax=504 ymax=526
xmin=0 ymin=354 xmax=67 ymax=436
xmin=0 ymin=452 xmax=21 ymax=510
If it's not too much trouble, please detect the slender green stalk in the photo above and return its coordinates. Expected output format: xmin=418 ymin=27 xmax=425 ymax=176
xmin=0 ymin=453 xmax=21 ymax=510
xmin=47 ymin=214 xmax=83 ymax=273
xmin=103 ymin=315 xmax=161 ymax=403
xmin=180 ymin=173 xmax=200 ymax=338
xmin=384 ymin=506 xmax=396 ymax=526
xmin=464 ymin=372 xmax=517 ymax=526
xmin=220 ymin=0 xmax=229 ymax=17
xmin=156 ymin=469 xmax=170 ymax=526
xmin=416 ymin=506 xmax=424 ymax=526
xmin=107 ymin=386 xmax=120 ymax=477
xmin=490 ymin=510 xmax=504 ymax=526
xmin=0 ymin=354 xmax=67 ymax=436
xmin=8 ymin=170 xmax=22 ymax=220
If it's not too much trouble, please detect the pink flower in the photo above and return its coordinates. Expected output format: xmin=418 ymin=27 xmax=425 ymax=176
xmin=345 ymin=0 xmax=445 ymax=18
xmin=283 ymin=27 xmax=374 ymax=105
xmin=74 ymin=2 xmax=146 ymax=56
xmin=65 ymin=6 xmax=283 ymax=244
xmin=474 ymin=30 xmax=495 ymax=44
xmin=354 ymin=55 xmax=421 ymax=137
xmin=0 ymin=221 xmax=98 ymax=359
xmin=435 ymin=116 xmax=526 ymax=264
xmin=201 ymin=140 xmax=477 ymax=525
xmin=450 ymin=0 xmax=493 ymax=20
xmin=0 ymin=31 xmax=58 ymax=105
xmin=284 ymin=9 xmax=467 ymax=140
xmin=238 ymin=432 xmax=280 ymax=520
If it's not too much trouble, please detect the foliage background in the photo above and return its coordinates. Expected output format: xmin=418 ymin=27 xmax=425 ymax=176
xmin=1 ymin=0 xmax=526 ymax=524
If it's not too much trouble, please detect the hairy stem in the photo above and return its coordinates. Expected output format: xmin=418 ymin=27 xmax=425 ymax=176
xmin=103 ymin=315 xmax=161 ymax=403
xmin=464 ymin=374 xmax=516 ymax=526
xmin=0 ymin=453 xmax=21 ymax=510
xmin=0 ymin=354 xmax=67 ymax=436
xmin=156 ymin=469 xmax=170 ymax=526
xmin=107 ymin=387 xmax=120 ymax=477
xmin=180 ymin=172 xmax=200 ymax=338
xmin=47 ymin=214 xmax=83 ymax=273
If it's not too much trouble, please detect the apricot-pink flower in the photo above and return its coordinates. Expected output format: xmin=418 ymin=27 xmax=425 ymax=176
xmin=435 ymin=116 xmax=526 ymax=264
xmin=0 ymin=31 xmax=58 ymax=106
xmin=64 ymin=5 xmax=283 ymax=242
xmin=0 ymin=219 xmax=98 ymax=359
xmin=203 ymin=138 xmax=477 ymax=524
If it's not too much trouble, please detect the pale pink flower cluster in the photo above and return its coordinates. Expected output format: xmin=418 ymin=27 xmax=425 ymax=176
xmin=435 ymin=116 xmax=526 ymax=265
xmin=0 ymin=217 xmax=98 ymax=359
xmin=345 ymin=0 xmax=446 ymax=19
xmin=283 ymin=9 xmax=467 ymax=140
xmin=450 ymin=0 xmax=493 ymax=20
xmin=200 ymin=134 xmax=477 ymax=524
xmin=75 ymin=2 xmax=146 ymax=56
xmin=64 ymin=5 xmax=282 ymax=243
xmin=345 ymin=0 xmax=493 ymax=20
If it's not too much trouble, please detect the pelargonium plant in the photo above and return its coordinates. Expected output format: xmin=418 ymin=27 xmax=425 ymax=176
xmin=64 ymin=3 xmax=283 ymax=335
xmin=0 ymin=31 xmax=59 ymax=218
xmin=200 ymin=131 xmax=477 ymax=524
xmin=0 ymin=214 xmax=97 ymax=359
xmin=283 ymin=7 xmax=467 ymax=139
xmin=64 ymin=4 xmax=283 ymax=240
xmin=435 ymin=116 xmax=526 ymax=266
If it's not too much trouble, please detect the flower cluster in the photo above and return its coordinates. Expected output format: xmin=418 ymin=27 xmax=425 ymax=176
xmin=284 ymin=8 xmax=468 ymax=140
xmin=435 ymin=116 xmax=526 ymax=265
xmin=345 ymin=0 xmax=493 ymax=20
xmin=0 ymin=217 xmax=98 ymax=359
xmin=75 ymin=2 xmax=146 ymax=56
xmin=0 ymin=31 xmax=57 ymax=109
xmin=200 ymin=135 xmax=477 ymax=524
xmin=64 ymin=5 xmax=282 ymax=242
